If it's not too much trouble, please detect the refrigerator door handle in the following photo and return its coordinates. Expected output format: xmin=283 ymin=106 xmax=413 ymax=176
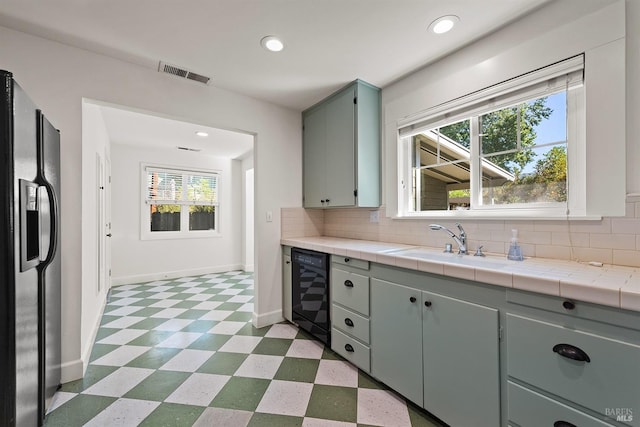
xmin=37 ymin=183 xmax=58 ymax=267
xmin=35 ymin=109 xmax=59 ymax=268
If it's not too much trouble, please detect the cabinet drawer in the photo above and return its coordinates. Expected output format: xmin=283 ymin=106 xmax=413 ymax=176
xmin=332 ymin=268 xmax=369 ymax=315
xmin=508 ymin=382 xmax=614 ymax=427
xmin=332 ymin=304 xmax=370 ymax=344
xmin=332 ymin=328 xmax=370 ymax=373
xmin=332 ymin=256 xmax=369 ymax=271
xmin=507 ymin=314 xmax=640 ymax=422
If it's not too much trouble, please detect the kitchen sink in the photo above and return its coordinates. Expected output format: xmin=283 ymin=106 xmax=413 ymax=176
xmin=386 ymin=247 xmax=511 ymax=270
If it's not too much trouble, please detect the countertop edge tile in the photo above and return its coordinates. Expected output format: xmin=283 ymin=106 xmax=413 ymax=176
xmin=560 ymin=280 xmax=621 ymax=308
xmin=417 ymin=259 xmax=445 ymax=275
xmin=475 ymin=268 xmax=514 ymax=288
xmin=621 ymin=287 xmax=640 ymax=311
xmin=443 ymin=264 xmax=475 ymax=281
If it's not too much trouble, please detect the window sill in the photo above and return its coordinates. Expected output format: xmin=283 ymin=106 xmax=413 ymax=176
xmin=140 ymin=230 xmax=221 ymax=241
xmin=393 ymin=211 xmax=602 ymax=221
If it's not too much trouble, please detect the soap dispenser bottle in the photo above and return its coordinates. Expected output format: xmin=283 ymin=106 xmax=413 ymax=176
xmin=507 ymin=229 xmax=524 ymax=261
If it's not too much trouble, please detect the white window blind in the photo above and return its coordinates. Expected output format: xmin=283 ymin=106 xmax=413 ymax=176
xmin=398 ymin=54 xmax=584 ymax=137
xmin=146 ymin=167 xmax=218 ymax=206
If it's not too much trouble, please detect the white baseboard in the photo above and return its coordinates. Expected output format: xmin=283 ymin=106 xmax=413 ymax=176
xmin=243 ymin=264 xmax=254 ymax=272
xmin=253 ymin=309 xmax=284 ymax=329
xmin=111 ymin=264 xmax=245 ymax=286
xmin=60 ymin=358 xmax=84 ymax=383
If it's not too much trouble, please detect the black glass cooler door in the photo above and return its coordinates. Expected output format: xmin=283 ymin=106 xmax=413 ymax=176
xmin=291 ymin=248 xmax=330 ymax=345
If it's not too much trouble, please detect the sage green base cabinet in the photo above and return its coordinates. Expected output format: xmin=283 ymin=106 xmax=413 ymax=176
xmin=370 ymin=278 xmax=423 ymax=404
xmin=302 ymin=79 xmax=381 ymax=208
xmin=508 ymin=381 xmax=615 ymax=427
xmin=330 ymin=256 xmax=372 ymax=373
xmin=506 ymin=289 xmax=640 ymax=426
xmin=370 ymin=275 xmax=500 ymax=426
xmin=423 ymin=292 xmax=500 ymax=427
xmin=282 ymin=247 xmax=292 ymax=322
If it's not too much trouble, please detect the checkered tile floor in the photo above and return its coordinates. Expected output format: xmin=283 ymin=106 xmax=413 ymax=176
xmin=44 ymin=271 xmax=443 ymax=427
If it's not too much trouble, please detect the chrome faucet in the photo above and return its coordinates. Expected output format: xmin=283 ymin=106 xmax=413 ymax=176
xmin=430 ymin=223 xmax=468 ymax=255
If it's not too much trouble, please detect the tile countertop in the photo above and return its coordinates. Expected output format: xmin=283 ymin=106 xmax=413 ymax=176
xmin=281 ymin=236 xmax=640 ymax=313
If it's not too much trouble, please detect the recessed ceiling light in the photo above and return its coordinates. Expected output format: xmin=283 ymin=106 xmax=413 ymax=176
xmin=195 ymin=131 xmax=209 ymax=137
xmin=260 ymin=36 xmax=284 ymax=52
xmin=429 ymin=15 xmax=459 ymax=34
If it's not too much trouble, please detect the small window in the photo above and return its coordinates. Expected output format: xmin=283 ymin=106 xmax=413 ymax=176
xmin=399 ymin=55 xmax=583 ymax=217
xmin=143 ymin=166 xmax=219 ymax=238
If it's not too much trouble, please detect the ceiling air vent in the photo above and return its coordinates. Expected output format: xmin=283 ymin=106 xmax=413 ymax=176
xmin=177 ymin=146 xmax=202 ymax=152
xmin=158 ymin=61 xmax=211 ymax=85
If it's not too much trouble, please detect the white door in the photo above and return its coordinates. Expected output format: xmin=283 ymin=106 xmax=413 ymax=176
xmin=96 ymin=153 xmax=105 ymax=293
xmin=105 ymin=155 xmax=112 ymax=290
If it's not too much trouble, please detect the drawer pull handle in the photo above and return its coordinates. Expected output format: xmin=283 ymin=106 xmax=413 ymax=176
xmin=410 ymin=296 xmax=417 ymax=303
xmin=345 ymin=344 xmax=354 ymax=352
xmin=344 ymin=318 xmax=354 ymax=327
xmin=553 ymin=344 xmax=591 ymax=363
xmin=562 ymin=300 xmax=575 ymax=310
xmin=344 ymin=280 xmax=354 ymax=288
xmin=344 ymin=257 xmax=350 ymax=263
xmin=553 ymin=421 xmax=577 ymax=427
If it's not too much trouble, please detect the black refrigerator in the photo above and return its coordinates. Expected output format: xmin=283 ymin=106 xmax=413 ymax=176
xmin=0 ymin=70 xmax=62 ymax=426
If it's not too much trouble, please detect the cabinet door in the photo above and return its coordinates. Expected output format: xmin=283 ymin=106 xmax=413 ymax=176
xmin=303 ymin=106 xmax=326 ymax=208
xmin=370 ymin=278 xmax=423 ymax=405
xmin=422 ymin=291 xmax=500 ymax=427
xmin=324 ymin=87 xmax=355 ymax=207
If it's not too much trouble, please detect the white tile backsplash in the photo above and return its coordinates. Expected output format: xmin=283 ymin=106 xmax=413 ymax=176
xmin=281 ymin=204 xmax=640 ymax=268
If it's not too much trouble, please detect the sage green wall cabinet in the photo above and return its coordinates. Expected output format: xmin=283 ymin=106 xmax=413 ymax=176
xmin=330 ymin=256 xmax=372 ymax=372
xmin=422 ymin=292 xmax=500 ymax=427
xmin=302 ymin=80 xmax=381 ymax=208
xmin=370 ymin=278 xmax=423 ymax=404
xmin=282 ymin=248 xmax=292 ymax=322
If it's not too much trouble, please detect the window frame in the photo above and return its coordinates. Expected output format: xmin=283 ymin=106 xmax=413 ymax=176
xmin=396 ymin=55 xmax=588 ymax=220
xmin=140 ymin=164 xmax=221 ymax=240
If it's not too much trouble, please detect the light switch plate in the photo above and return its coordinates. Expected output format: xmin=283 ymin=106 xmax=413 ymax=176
xmin=266 ymin=211 xmax=273 ymax=222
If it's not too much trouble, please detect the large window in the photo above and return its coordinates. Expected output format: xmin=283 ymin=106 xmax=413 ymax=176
xmin=398 ymin=55 xmax=584 ymax=217
xmin=143 ymin=166 xmax=219 ymax=238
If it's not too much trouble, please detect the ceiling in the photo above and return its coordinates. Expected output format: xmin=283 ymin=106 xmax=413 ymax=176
xmin=98 ymin=104 xmax=254 ymax=159
xmin=0 ymin=0 xmax=558 ymax=111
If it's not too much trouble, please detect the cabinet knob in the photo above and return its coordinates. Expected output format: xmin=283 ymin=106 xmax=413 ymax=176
xmin=321 ymin=199 xmax=326 ymax=203
xmin=285 ymin=261 xmax=290 ymax=264
xmin=553 ymin=343 xmax=591 ymax=363
xmin=553 ymin=422 xmax=577 ymax=427
xmin=345 ymin=344 xmax=354 ymax=352
xmin=325 ymin=199 xmax=330 ymax=203
xmin=344 ymin=257 xmax=350 ymax=263
xmin=344 ymin=280 xmax=354 ymax=288
xmin=410 ymin=296 xmax=417 ymax=303
xmin=562 ymin=300 xmax=575 ymax=310
xmin=424 ymin=301 xmax=432 ymax=307
xmin=344 ymin=318 xmax=354 ymax=327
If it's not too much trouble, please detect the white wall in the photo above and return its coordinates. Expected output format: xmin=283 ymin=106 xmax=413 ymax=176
xmin=110 ymin=143 xmax=243 ymax=283
xmin=0 ymin=25 xmax=301 ymax=381
xmin=383 ymin=0 xmax=626 ymax=219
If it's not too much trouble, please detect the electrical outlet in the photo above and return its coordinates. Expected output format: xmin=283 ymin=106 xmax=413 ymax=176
xmin=369 ymin=210 xmax=379 ymax=223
